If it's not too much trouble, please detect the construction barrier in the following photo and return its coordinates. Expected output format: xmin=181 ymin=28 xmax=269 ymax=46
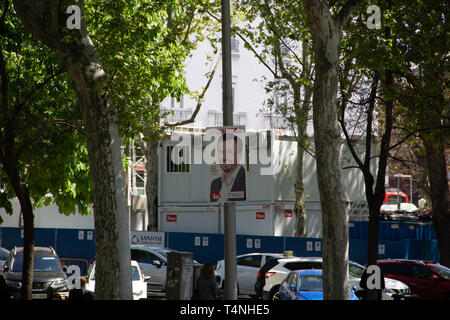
xmin=0 ymin=223 xmax=440 ymax=267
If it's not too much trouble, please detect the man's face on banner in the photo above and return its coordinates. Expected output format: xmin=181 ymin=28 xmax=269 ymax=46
xmin=217 ymin=137 xmax=240 ymax=173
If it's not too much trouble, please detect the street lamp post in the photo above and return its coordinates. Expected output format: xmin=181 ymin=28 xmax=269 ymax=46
xmin=221 ymin=0 xmax=237 ymax=300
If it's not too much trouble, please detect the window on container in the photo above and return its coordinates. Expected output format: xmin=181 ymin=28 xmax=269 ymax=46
xmin=231 ymin=37 xmax=239 ymax=53
xmin=166 ymin=145 xmax=190 ymax=173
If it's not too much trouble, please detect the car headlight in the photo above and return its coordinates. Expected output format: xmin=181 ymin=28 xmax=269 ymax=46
xmin=5 ymin=279 xmax=22 ymax=289
xmin=51 ymin=279 xmax=68 ymax=289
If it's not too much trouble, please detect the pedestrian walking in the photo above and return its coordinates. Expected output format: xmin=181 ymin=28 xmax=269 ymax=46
xmin=196 ymin=262 xmax=218 ymax=300
xmin=69 ymin=276 xmax=94 ymax=300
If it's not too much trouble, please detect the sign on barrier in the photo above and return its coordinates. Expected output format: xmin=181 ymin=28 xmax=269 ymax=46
xmin=130 ymin=231 xmax=165 ymax=247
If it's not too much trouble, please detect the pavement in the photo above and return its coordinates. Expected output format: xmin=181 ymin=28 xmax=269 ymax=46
xmin=146 ymin=292 xmax=253 ymax=300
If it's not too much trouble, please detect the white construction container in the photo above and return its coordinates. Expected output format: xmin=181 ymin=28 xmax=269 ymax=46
xmin=158 ymin=130 xmax=378 ymax=237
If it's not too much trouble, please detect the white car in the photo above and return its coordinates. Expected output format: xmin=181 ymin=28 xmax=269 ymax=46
xmin=261 ymin=257 xmax=410 ymax=300
xmin=130 ymin=245 xmax=180 ymax=292
xmin=85 ymin=260 xmax=150 ymax=300
xmin=215 ymin=252 xmax=284 ymax=296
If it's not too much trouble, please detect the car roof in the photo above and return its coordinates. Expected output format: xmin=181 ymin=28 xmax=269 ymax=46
xmin=237 ymin=253 xmax=284 ymax=258
xmin=377 ymin=259 xmax=435 ymax=265
xmin=294 ymin=269 xmax=323 ymax=276
xmin=278 ymin=257 xmax=323 ymax=263
xmin=130 ymin=245 xmax=174 ymax=251
xmin=12 ymin=247 xmax=56 ymax=255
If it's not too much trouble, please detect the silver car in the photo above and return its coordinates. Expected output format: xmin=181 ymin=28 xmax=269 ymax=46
xmin=130 ymin=245 xmax=178 ymax=292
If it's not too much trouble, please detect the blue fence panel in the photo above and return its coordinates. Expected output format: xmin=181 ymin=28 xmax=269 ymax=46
xmin=349 ymin=240 xmax=367 ymax=265
xmin=284 ymin=237 xmax=322 ymax=258
xmin=35 ymin=228 xmax=57 ymax=249
xmin=236 ymin=235 xmax=285 ymax=257
xmin=0 ymin=227 xmax=23 ymax=249
xmin=403 ymin=239 xmax=440 ymax=263
xmin=55 ymin=229 xmax=95 ymax=261
xmin=166 ymin=232 xmax=224 ymax=264
xmin=1 ymin=227 xmax=441 ymax=266
xmin=349 ymin=221 xmax=436 ymax=241
xmin=414 ymin=223 xmax=436 ymax=240
xmin=349 ymin=221 xmax=367 ymax=240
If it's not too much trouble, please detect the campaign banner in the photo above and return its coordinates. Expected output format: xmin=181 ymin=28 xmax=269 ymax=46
xmin=207 ymin=126 xmax=247 ymax=203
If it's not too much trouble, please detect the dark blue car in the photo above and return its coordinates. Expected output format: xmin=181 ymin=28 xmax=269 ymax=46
xmin=279 ymin=269 xmax=359 ymax=300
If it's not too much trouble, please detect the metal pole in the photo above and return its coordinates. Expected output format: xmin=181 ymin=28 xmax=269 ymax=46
xmin=410 ymin=175 xmax=412 ymax=204
xmin=222 ymin=0 xmax=237 ymax=300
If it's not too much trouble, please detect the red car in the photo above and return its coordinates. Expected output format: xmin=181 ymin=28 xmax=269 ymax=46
xmin=377 ymin=259 xmax=450 ymax=300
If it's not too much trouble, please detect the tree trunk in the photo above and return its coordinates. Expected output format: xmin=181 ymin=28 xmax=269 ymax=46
xmin=2 ymin=159 xmax=34 ymax=300
xmin=294 ymin=123 xmax=306 ymax=237
xmin=12 ymin=0 xmax=132 ymax=299
xmin=295 ymin=81 xmax=313 ymax=237
xmin=16 ymin=185 xmax=34 ymax=300
xmin=144 ymin=137 xmax=159 ymax=231
xmin=366 ymin=70 xmax=393 ymax=299
xmin=303 ymin=0 xmax=350 ymax=300
xmin=423 ymin=138 xmax=450 ymax=267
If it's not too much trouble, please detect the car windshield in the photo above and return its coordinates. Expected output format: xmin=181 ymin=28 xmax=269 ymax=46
xmin=0 ymin=248 xmax=9 ymax=260
xmin=131 ymin=266 xmax=141 ymax=281
xmin=90 ymin=265 xmax=142 ymax=281
xmin=12 ymin=254 xmax=60 ymax=272
xmin=153 ymin=248 xmax=176 ymax=257
xmin=429 ymin=265 xmax=450 ymax=280
xmin=298 ymin=275 xmax=322 ymax=291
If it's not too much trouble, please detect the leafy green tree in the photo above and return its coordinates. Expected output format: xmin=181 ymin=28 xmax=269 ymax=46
xmin=0 ymin=0 xmax=91 ymax=299
xmin=337 ymin=1 xmax=398 ymax=300
xmin=233 ymin=0 xmax=314 ymax=237
xmin=12 ymin=0 xmax=133 ymax=299
xmin=85 ymin=0 xmax=217 ymax=230
xmin=389 ymin=0 xmax=449 ymax=266
xmin=301 ymin=0 xmax=367 ymax=300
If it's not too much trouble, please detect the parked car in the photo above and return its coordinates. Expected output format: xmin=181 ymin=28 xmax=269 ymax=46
xmin=279 ymin=269 xmax=359 ymax=300
xmin=377 ymin=259 xmax=450 ymax=300
xmin=130 ymin=245 xmax=179 ymax=292
xmin=258 ymin=256 xmax=411 ymax=300
xmin=85 ymin=260 xmax=149 ymax=300
xmin=0 ymin=247 xmax=9 ymax=270
xmin=254 ymin=254 xmax=294 ymax=298
xmin=1 ymin=246 xmax=69 ymax=299
xmin=215 ymin=252 xmax=284 ymax=297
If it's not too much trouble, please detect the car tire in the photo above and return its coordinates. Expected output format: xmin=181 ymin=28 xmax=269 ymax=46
xmin=269 ymin=286 xmax=280 ymax=300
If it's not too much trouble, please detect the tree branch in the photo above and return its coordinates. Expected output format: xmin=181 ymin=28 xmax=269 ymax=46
xmin=166 ymin=55 xmax=221 ymax=128
xmin=337 ymin=0 xmax=367 ymax=27
xmin=13 ymin=67 xmax=66 ymax=117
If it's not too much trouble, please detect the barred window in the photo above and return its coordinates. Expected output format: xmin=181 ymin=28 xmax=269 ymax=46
xmin=166 ymin=145 xmax=190 ymax=173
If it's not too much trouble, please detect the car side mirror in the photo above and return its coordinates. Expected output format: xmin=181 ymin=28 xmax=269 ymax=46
xmin=144 ymin=276 xmax=151 ymax=282
xmin=152 ymin=260 xmax=162 ymax=268
xmin=289 ymin=284 xmax=296 ymax=292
